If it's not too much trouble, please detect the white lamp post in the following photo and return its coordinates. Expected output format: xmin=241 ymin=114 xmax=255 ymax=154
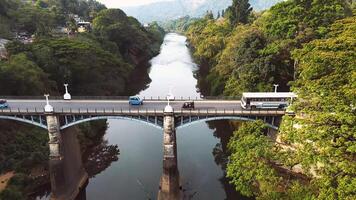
xmin=273 ymin=84 xmax=279 ymax=93
xmin=165 ymin=94 xmax=173 ymax=113
xmin=165 ymin=86 xmax=174 ymax=113
xmin=166 ymin=86 xmax=175 ymax=101
xmin=44 ymin=94 xmax=53 ymax=113
xmin=63 ymin=84 xmax=71 ymax=100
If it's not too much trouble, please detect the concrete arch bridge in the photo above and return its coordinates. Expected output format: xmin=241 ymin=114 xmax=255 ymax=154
xmin=0 ymin=98 xmax=289 ymax=200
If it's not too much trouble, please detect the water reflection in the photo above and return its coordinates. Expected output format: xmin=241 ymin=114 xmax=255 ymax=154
xmin=85 ymin=141 xmax=120 ymax=178
xmin=209 ymin=121 xmax=252 ymax=200
xmin=126 ymin=62 xmax=152 ymax=96
xmin=85 ymin=120 xmax=162 ymax=199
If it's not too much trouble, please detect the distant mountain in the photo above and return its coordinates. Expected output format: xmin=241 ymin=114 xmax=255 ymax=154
xmin=122 ymin=0 xmax=283 ymax=23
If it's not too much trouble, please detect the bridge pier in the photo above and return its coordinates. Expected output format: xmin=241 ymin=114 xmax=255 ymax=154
xmin=158 ymin=111 xmax=182 ymax=200
xmin=46 ymin=115 xmax=88 ymax=200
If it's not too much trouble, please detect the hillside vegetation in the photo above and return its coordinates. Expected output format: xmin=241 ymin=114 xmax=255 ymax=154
xmin=187 ymin=0 xmax=352 ymax=96
xmin=0 ymin=0 xmax=164 ymax=95
xmin=186 ymin=0 xmax=355 ymax=199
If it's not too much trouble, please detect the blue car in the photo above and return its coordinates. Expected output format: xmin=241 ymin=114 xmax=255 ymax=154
xmin=0 ymin=99 xmax=9 ymax=109
xmin=129 ymin=96 xmax=143 ymax=105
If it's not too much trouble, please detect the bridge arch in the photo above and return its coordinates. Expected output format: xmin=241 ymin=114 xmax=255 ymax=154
xmin=60 ymin=116 xmax=164 ymax=130
xmin=0 ymin=115 xmax=48 ymax=130
xmin=176 ymin=116 xmax=278 ymax=130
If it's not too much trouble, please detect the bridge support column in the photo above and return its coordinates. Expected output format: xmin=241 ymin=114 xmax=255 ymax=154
xmin=46 ymin=115 xmax=88 ymax=200
xmin=158 ymin=111 xmax=181 ymax=200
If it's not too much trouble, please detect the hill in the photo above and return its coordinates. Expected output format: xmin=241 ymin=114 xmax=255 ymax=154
xmin=122 ymin=0 xmax=283 ymax=23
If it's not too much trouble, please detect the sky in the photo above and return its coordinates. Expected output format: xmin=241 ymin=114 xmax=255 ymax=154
xmin=97 ymin=0 xmax=174 ymax=8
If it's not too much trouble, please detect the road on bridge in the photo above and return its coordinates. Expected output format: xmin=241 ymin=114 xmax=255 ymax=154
xmin=3 ymin=99 xmax=243 ymax=112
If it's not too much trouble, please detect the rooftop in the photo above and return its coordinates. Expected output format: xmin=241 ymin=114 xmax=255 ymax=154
xmin=242 ymin=92 xmax=297 ymax=98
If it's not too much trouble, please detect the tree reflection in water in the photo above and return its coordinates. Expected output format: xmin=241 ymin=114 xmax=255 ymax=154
xmin=84 ymin=140 xmax=120 ymax=177
xmin=74 ymin=139 xmax=120 ymax=200
xmin=209 ymin=121 xmax=253 ymax=200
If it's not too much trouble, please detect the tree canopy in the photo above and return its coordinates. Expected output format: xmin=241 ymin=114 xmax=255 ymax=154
xmin=0 ymin=53 xmax=54 ymax=95
xmin=93 ymin=9 xmax=163 ymax=64
xmin=0 ymin=2 xmax=165 ymax=96
xmin=278 ymin=16 xmax=356 ymax=199
xmin=186 ymin=0 xmax=352 ymax=97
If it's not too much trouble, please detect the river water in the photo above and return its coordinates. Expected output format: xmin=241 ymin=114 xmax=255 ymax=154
xmin=85 ymin=33 xmax=230 ymax=199
xmin=35 ymin=33 xmax=245 ymax=200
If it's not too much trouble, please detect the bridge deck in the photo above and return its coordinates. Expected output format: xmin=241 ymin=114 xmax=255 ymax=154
xmin=0 ymin=99 xmax=286 ymax=116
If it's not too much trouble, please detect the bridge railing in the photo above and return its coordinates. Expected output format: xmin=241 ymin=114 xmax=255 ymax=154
xmin=0 ymin=96 xmax=132 ymax=100
xmin=0 ymin=107 xmax=286 ymax=116
xmin=0 ymin=96 xmax=241 ymax=101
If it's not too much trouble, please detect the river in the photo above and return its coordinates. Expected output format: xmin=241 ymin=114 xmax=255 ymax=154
xmin=35 ymin=33 xmax=247 ymax=200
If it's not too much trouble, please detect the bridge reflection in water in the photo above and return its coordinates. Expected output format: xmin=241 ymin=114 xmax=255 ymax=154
xmin=0 ymin=98 xmax=289 ymax=200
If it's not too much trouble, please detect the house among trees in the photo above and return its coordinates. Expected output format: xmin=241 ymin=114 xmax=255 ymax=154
xmin=77 ymin=21 xmax=92 ymax=32
xmin=68 ymin=14 xmax=92 ymax=33
xmin=15 ymin=32 xmax=34 ymax=44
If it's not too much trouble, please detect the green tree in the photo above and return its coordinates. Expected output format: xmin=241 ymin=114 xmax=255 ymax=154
xmin=279 ymin=16 xmax=356 ymax=200
xmin=214 ymin=26 xmax=277 ymax=96
xmin=204 ymin=10 xmax=214 ymax=20
xmin=30 ymin=37 xmax=132 ymax=95
xmin=227 ymin=120 xmax=275 ymax=197
xmin=257 ymin=0 xmax=350 ymax=40
xmin=0 ymin=0 xmax=19 ymax=38
xmin=14 ymin=4 xmax=56 ymax=36
xmin=186 ymin=18 xmax=231 ymax=65
xmin=0 ymin=53 xmax=55 ymax=95
xmin=227 ymin=121 xmax=314 ymax=199
xmin=35 ymin=0 xmax=49 ymax=8
xmin=93 ymin=9 xmax=158 ymax=62
xmin=226 ymin=0 xmax=252 ymax=25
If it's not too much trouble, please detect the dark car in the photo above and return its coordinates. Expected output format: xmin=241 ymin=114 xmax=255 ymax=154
xmin=182 ymin=101 xmax=194 ymax=109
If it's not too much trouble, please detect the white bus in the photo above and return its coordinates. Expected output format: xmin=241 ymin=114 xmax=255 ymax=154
xmin=241 ymin=92 xmax=297 ymax=109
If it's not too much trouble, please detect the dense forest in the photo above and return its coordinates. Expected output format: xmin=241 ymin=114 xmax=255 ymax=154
xmin=185 ymin=0 xmax=355 ymax=199
xmin=187 ymin=0 xmax=354 ymax=96
xmin=0 ymin=0 xmax=164 ymax=199
xmin=0 ymin=0 xmax=164 ymax=95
